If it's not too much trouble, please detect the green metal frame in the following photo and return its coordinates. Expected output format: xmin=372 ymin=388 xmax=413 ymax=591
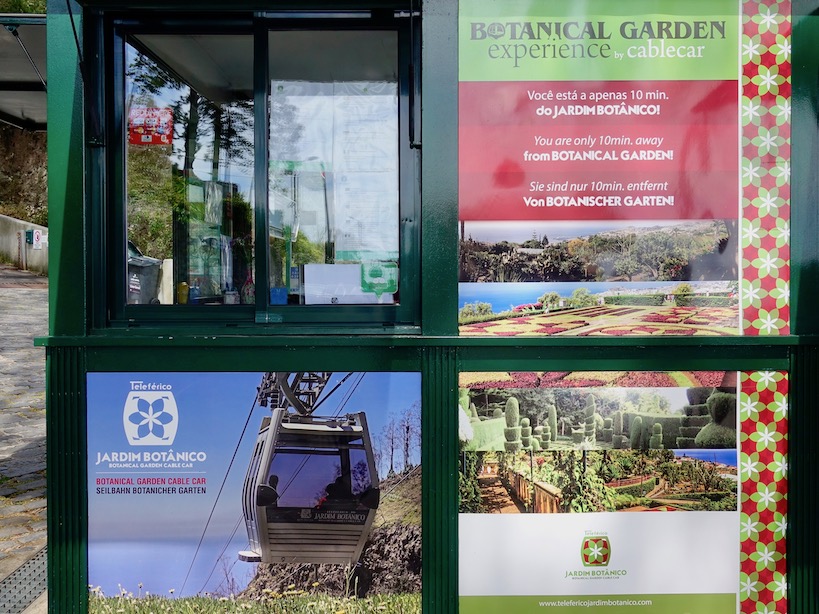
xmin=43 ymin=0 xmax=819 ymax=612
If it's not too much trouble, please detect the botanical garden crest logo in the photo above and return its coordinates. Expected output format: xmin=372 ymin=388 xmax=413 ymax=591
xmin=123 ymin=381 xmax=178 ymax=446
xmin=581 ymin=535 xmax=611 ymax=567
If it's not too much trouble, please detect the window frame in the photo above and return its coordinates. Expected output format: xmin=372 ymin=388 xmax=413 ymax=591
xmin=103 ymin=10 xmax=420 ymax=330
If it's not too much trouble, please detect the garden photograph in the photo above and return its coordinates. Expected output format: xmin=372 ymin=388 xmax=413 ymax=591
xmin=457 ymin=219 xmax=740 ymax=337
xmin=459 ymin=219 xmax=737 ymax=284
xmin=458 ymin=371 xmax=738 ymax=453
xmin=457 ymin=371 xmax=739 ymax=516
xmin=458 ymin=280 xmax=739 ymax=337
xmin=459 ymin=449 xmax=738 ymax=516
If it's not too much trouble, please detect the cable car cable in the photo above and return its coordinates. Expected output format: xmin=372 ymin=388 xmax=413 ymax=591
xmin=329 ymin=372 xmax=365 ymax=417
xmin=198 ymin=515 xmax=243 ymax=595
xmin=311 ymin=372 xmax=356 ymax=413
xmin=181 ymin=395 xmax=260 ymax=595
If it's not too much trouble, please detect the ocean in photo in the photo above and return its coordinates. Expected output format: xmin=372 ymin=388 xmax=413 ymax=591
xmin=674 ymin=449 xmax=738 ymax=467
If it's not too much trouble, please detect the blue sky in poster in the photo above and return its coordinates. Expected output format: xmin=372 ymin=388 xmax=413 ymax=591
xmin=459 ymin=281 xmax=695 ymax=312
xmin=86 ymin=371 xmax=420 ymax=598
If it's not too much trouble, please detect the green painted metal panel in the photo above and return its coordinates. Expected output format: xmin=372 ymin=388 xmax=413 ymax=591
xmin=422 ymin=346 xmax=459 ymax=613
xmin=47 ymin=0 xmax=86 ymax=337
xmin=46 ymin=346 xmax=88 ymax=613
xmin=789 ymin=346 xmax=819 ymax=614
xmin=84 ymin=345 xmax=423 ymax=372
xmin=421 ymin=0 xmax=459 ymax=337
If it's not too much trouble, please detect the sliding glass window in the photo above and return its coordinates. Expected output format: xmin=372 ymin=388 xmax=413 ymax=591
xmin=111 ymin=13 xmax=417 ymax=325
xmin=123 ymin=33 xmax=255 ymax=306
xmin=267 ymin=30 xmax=400 ymax=306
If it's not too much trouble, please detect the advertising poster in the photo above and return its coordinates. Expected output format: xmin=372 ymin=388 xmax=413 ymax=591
xmin=87 ymin=371 xmax=421 ymax=612
xmin=457 ymin=370 xmax=788 ymax=613
xmin=458 ymin=0 xmax=791 ymax=337
xmin=128 ymin=107 xmax=173 ymax=146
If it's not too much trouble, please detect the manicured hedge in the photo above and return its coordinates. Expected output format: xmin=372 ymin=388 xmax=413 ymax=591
xmin=465 ymin=418 xmax=506 ymax=451
xmin=623 ymin=413 xmax=684 ymax=450
xmin=676 ymin=437 xmax=697 ymax=448
xmin=683 ymin=404 xmax=709 ymax=417
xmin=694 ymin=422 xmax=737 ymax=448
xmin=612 ymin=477 xmax=657 ymax=497
xmin=681 ymin=415 xmax=711 ymax=428
xmin=603 ymin=294 xmax=665 ymax=306
xmin=679 ymin=426 xmax=703 ymax=438
xmin=671 ymin=491 xmax=735 ymax=501
xmin=686 ymin=387 xmax=714 ymax=405
xmin=675 ymin=294 xmax=737 ymax=307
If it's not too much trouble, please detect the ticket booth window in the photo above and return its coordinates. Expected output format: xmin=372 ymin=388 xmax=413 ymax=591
xmin=111 ymin=12 xmax=419 ymax=325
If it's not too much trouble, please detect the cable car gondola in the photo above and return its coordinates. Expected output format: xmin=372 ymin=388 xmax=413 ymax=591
xmin=239 ymin=372 xmax=380 ymax=565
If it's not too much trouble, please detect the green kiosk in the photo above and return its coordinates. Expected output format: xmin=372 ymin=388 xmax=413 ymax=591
xmin=44 ymin=0 xmax=819 ymax=611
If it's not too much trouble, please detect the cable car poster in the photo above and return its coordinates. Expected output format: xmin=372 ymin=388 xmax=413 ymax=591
xmin=457 ymin=370 xmax=788 ymax=613
xmin=458 ymin=0 xmax=791 ymax=338
xmin=86 ymin=372 xmax=422 ymax=611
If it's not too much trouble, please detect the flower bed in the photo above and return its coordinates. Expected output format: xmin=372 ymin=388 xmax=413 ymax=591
xmin=614 ymin=372 xmax=678 ymax=387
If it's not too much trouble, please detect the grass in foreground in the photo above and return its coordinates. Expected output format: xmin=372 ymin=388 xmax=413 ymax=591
xmin=89 ymin=592 xmax=420 ymax=614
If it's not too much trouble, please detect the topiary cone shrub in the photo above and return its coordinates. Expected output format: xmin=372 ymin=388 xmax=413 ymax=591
xmin=629 ymin=415 xmax=643 ymax=450
xmin=594 ymin=413 xmax=605 ymax=441
xmin=613 ymin=411 xmax=623 ymax=437
xmin=548 ymin=404 xmax=558 ymax=442
xmin=537 ymin=424 xmax=551 ymax=449
xmin=520 ymin=417 xmax=532 ymax=449
xmin=572 ymin=429 xmax=584 ymax=445
xmin=603 ymin=418 xmax=614 ymax=443
xmin=583 ymin=395 xmax=597 ymax=444
xmin=649 ymin=422 xmax=664 ymax=449
xmin=504 ymin=397 xmax=522 ymax=451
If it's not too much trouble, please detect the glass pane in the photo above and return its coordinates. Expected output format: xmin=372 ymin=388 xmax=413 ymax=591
xmin=268 ymin=30 xmax=399 ymax=306
xmin=125 ymin=34 xmax=255 ymax=305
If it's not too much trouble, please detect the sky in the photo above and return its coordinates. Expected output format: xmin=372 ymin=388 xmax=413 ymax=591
xmin=86 ymin=371 xmax=421 ymax=597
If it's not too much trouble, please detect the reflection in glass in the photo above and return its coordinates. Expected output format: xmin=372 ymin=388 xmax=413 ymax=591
xmin=268 ymin=31 xmax=399 ymax=305
xmin=124 ymin=35 xmax=255 ymax=305
xmin=266 ymin=447 xmax=372 ymax=509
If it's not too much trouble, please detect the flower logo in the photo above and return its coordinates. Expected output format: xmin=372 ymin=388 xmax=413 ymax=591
xmin=581 ymin=536 xmax=611 ymax=567
xmin=123 ymin=391 xmax=179 ymax=446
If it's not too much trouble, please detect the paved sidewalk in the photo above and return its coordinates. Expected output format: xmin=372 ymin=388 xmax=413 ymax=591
xmin=0 ymin=263 xmax=48 ymax=612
